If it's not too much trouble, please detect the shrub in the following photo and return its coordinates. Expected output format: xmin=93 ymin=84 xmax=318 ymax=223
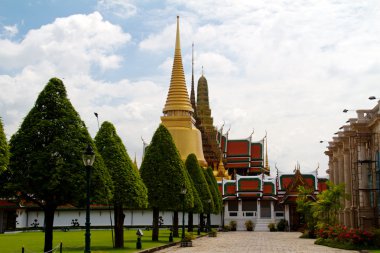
xmin=208 ymin=228 xmax=217 ymax=237
xmin=223 ymin=225 xmax=230 ymax=231
xmin=229 ymin=221 xmax=237 ymax=231
xmin=182 ymin=232 xmax=195 ymax=242
xmin=268 ymin=223 xmax=276 ymax=232
xmin=277 ymin=219 xmax=287 ymax=231
xmin=245 ymin=220 xmax=254 ymax=231
xmin=372 ymin=228 xmax=380 ymax=248
xmin=316 ymin=224 xmax=374 ymax=248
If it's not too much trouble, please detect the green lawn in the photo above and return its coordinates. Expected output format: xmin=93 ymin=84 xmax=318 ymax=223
xmin=0 ymin=229 xmax=181 ymax=253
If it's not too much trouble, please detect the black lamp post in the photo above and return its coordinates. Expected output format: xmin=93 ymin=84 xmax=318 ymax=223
xmin=180 ymin=187 xmax=187 ymax=239
xmin=83 ymin=145 xmax=95 ymax=253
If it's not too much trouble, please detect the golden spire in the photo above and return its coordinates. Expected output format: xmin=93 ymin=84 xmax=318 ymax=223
xmin=163 ymin=16 xmax=193 ymax=114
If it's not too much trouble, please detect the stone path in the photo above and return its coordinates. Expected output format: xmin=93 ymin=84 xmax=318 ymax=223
xmin=155 ymin=232 xmax=356 ymax=253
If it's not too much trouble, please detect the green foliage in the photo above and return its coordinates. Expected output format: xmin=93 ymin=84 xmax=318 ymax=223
xmin=245 ymin=220 xmax=254 ymax=231
xmin=95 ymin=121 xmax=148 ymax=209
xmin=296 ymin=185 xmax=316 ymax=235
xmin=0 ymin=229 xmax=181 ymax=253
xmin=315 ymin=225 xmax=375 ymax=250
xmin=276 ymin=219 xmax=287 ymax=232
xmin=0 ymin=117 xmax=9 ymax=173
xmin=312 ymin=181 xmax=347 ymax=228
xmin=268 ymin=223 xmax=276 ymax=232
xmin=205 ymin=166 xmax=222 ymax=213
xmin=203 ymin=167 xmax=223 ymax=213
xmin=7 ymin=78 xmax=112 ymax=207
xmin=229 ymin=220 xmax=237 ymax=231
xmin=186 ymin=153 xmax=217 ymax=214
xmin=140 ymin=124 xmax=194 ymax=211
xmin=182 ymin=232 xmax=195 ymax=242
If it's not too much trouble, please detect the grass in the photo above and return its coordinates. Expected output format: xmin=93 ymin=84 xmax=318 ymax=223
xmin=0 ymin=229 xmax=182 ymax=253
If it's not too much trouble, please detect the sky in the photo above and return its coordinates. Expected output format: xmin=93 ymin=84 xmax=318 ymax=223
xmin=1 ymin=0 xmax=379 ymax=176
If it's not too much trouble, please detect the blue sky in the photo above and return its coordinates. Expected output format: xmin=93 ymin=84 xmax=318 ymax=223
xmin=1 ymin=0 xmax=380 ymax=175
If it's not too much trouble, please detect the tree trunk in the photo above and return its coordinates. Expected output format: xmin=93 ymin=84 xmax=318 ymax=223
xmin=114 ymin=204 xmax=125 ymax=248
xmin=152 ymin=207 xmax=159 ymax=241
xmin=173 ymin=211 xmax=179 ymax=237
xmin=188 ymin=211 xmax=193 ymax=232
xmin=199 ymin=213 xmax=205 ymax=232
xmin=43 ymin=205 xmax=56 ymax=253
xmin=207 ymin=213 xmax=211 ymax=231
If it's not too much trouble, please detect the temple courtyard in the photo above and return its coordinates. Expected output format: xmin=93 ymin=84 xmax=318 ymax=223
xmin=155 ymin=232 xmax=354 ymax=253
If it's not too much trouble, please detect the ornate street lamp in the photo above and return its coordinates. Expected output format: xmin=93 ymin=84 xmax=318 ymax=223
xmin=83 ymin=144 xmax=95 ymax=253
xmin=180 ymin=187 xmax=187 ymax=239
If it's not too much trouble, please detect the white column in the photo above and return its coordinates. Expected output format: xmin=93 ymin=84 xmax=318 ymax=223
xmin=359 ymin=143 xmax=370 ymax=207
xmin=333 ymin=159 xmax=339 ymax=185
xmin=257 ymin=199 xmax=261 ymax=219
xmin=344 ymin=151 xmax=352 ymax=227
xmin=284 ymin=205 xmax=290 ymax=225
xmin=270 ymin=201 xmax=275 ymax=220
xmin=238 ymin=199 xmax=242 ymax=217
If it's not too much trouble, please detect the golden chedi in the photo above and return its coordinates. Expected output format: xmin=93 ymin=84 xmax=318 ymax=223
xmin=161 ymin=16 xmax=207 ymax=167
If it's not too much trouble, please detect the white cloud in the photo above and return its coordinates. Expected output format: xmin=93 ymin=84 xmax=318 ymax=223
xmin=0 ymin=12 xmax=130 ymax=73
xmin=97 ymin=0 xmax=137 ymax=19
xmin=0 ymin=12 xmax=162 ymax=167
xmin=1 ymin=24 xmax=18 ymax=38
xmin=2 ymin=1 xmax=380 ymax=174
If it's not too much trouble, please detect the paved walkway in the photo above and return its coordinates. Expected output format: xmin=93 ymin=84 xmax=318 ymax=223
xmin=155 ymin=232 xmax=356 ymax=253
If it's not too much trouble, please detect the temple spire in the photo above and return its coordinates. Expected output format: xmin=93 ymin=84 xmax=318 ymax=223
xmin=190 ymin=42 xmax=196 ymax=112
xmin=163 ymin=16 xmax=193 ymax=115
xmin=265 ymin=132 xmax=270 ymax=174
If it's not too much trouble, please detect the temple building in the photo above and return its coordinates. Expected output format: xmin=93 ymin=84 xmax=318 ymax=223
xmin=324 ymin=100 xmax=380 ymax=230
xmin=166 ymin=17 xmax=328 ymax=231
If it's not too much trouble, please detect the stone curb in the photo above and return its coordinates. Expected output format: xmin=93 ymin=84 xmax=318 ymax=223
xmin=138 ymin=234 xmax=208 ymax=253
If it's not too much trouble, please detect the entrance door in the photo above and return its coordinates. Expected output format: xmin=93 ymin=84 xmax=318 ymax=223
xmin=260 ymin=200 xmax=271 ymax=218
xmin=289 ymin=204 xmax=301 ymax=231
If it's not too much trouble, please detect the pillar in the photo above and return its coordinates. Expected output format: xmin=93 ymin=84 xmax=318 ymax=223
xmin=343 ymin=150 xmax=352 ymax=227
xmin=257 ymin=199 xmax=261 ymax=219
xmin=270 ymin=201 xmax=275 ymax=220
xmin=338 ymin=153 xmax=345 ymax=224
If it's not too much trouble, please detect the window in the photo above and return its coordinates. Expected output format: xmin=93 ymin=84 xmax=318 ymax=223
xmin=228 ymin=200 xmax=238 ymax=211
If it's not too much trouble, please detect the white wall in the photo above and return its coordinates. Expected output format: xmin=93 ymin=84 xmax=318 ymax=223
xmin=15 ymin=208 xmax=221 ymax=229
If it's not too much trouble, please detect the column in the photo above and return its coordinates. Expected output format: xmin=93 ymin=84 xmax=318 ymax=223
xmin=328 ymin=157 xmax=334 ymax=183
xmin=270 ymin=201 xmax=275 ymax=220
xmin=333 ymin=158 xmax=339 ymax=185
xmin=338 ymin=153 xmax=345 ymax=224
xmin=359 ymin=143 xmax=370 ymax=207
xmin=344 ymin=150 xmax=352 ymax=227
xmin=257 ymin=199 xmax=261 ymax=219
xmin=238 ymin=199 xmax=242 ymax=218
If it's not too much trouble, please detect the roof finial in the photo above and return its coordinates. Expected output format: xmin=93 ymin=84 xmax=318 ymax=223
xmin=202 ymin=65 xmax=204 ymax=76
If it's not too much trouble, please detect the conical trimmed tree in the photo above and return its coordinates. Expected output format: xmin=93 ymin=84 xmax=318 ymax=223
xmin=7 ymin=78 xmax=113 ymax=252
xmin=205 ymin=167 xmax=222 ymax=214
xmin=203 ymin=167 xmax=220 ymax=230
xmin=0 ymin=116 xmax=9 ymax=173
xmin=185 ymin=154 xmax=213 ymax=232
xmin=140 ymin=124 xmax=194 ymax=241
xmin=95 ymin=121 xmax=148 ymax=248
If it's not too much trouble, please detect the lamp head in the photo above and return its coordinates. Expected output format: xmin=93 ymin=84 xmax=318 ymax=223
xmin=83 ymin=144 xmax=95 ymax=166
